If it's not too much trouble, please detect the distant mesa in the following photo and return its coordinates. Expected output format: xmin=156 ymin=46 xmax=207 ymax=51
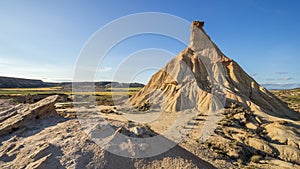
xmin=0 ymin=76 xmax=144 ymax=88
xmin=0 ymin=76 xmax=51 ymax=88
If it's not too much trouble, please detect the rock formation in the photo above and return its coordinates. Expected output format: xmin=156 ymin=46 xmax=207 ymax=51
xmin=0 ymin=95 xmax=59 ymax=136
xmin=128 ymin=21 xmax=300 ymax=167
xmin=130 ymin=21 xmax=300 ymax=121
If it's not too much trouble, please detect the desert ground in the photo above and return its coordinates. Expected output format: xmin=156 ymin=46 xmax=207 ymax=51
xmin=0 ymin=87 xmax=299 ymax=169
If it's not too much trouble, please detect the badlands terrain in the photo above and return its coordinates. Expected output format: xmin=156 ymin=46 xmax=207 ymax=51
xmin=0 ymin=21 xmax=300 ymax=169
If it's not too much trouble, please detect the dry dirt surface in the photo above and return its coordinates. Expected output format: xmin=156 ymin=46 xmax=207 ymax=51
xmin=0 ymin=95 xmax=218 ymax=169
xmin=1 ymin=94 xmax=300 ymax=169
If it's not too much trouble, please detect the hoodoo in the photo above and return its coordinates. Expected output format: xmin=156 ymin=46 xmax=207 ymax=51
xmin=129 ymin=22 xmax=300 ymax=166
xmin=130 ymin=21 xmax=300 ymax=121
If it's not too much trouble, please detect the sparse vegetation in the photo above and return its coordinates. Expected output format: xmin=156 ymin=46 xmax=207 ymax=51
xmin=0 ymin=86 xmax=62 ymax=91
xmin=0 ymin=86 xmax=142 ymax=96
xmin=250 ymin=155 xmax=262 ymax=163
xmin=271 ymin=88 xmax=300 ymax=112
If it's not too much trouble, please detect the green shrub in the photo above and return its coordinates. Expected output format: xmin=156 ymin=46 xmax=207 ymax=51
xmin=250 ymin=155 xmax=262 ymax=163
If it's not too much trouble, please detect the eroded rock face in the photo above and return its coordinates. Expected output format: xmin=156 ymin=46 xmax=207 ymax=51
xmin=129 ymin=21 xmax=300 ymax=121
xmin=129 ymin=21 xmax=300 ymax=168
xmin=0 ymin=120 xmax=106 ymax=169
xmin=192 ymin=21 xmax=204 ymax=29
xmin=0 ymin=95 xmax=59 ymax=136
xmin=204 ymin=105 xmax=300 ymax=168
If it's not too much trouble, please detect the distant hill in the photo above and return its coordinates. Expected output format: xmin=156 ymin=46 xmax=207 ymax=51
xmin=0 ymin=76 xmax=55 ymax=88
xmin=61 ymin=81 xmax=145 ymax=88
xmin=0 ymin=76 xmax=144 ymax=88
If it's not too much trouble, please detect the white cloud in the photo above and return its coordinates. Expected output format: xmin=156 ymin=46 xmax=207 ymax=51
xmin=278 ymin=77 xmax=293 ymax=81
xmin=0 ymin=56 xmax=73 ymax=81
xmin=97 ymin=66 xmax=112 ymax=72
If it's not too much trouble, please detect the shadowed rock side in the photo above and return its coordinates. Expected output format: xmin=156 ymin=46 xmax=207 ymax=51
xmin=130 ymin=21 xmax=300 ymax=121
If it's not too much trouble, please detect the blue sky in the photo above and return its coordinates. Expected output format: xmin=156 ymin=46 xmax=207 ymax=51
xmin=0 ymin=0 xmax=300 ymax=89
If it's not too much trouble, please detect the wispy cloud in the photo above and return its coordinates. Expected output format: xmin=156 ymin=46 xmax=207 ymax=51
xmin=264 ymin=77 xmax=293 ymax=81
xmin=261 ymin=83 xmax=300 ymax=90
xmin=45 ymin=78 xmax=72 ymax=82
xmin=97 ymin=66 xmax=112 ymax=73
xmin=275 ymin=72 xmax=289 ymax=75
xmin=265 ymin=78 xmax=276 ymax=81
xmin=278 ymin=77 xmax=293 ymax=81
xmin=0 ymin=56 xmax=72 ymax=81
